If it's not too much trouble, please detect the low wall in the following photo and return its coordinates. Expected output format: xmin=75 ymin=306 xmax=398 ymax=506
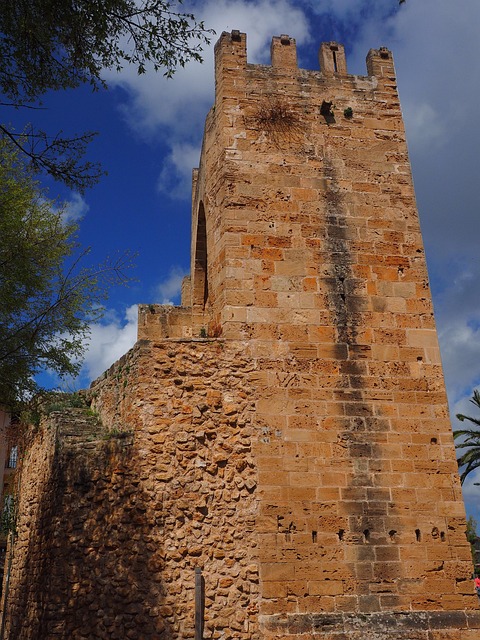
xmin=3 ymin=337 xmax=480 ymax=639
xmin=2 ymin=339 xmax=260 ymax=639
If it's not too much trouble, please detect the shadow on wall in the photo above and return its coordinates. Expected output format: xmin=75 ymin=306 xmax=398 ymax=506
xmin=5 ymin=427 xmax=172 ymax=640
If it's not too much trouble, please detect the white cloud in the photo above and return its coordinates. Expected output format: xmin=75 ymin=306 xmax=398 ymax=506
xmin=156 ymin=267 xmax=187 ymax=305
xmin=81 ymin=305 xmax=138 ymax=382
xmin=105 ymin=0 xmax=311 ymax=198
xmin=157 ymin=142 xmax=201 ymax=199
xmin=48 ymin=192 xmax=89 ymax=225
xmin=62 ymin=192 xmax=90 ymax=224
xmin=440 ymin=319 xmax=480 ymax=402
xmin=401 ymin=102 xmax=445 ymax=150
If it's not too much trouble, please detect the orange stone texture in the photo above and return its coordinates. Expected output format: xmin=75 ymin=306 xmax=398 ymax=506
xmin=3 ymin=31 xmax=480 ymax=639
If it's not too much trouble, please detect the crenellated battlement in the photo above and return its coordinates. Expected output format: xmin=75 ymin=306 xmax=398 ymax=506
xmin=214 ymin=30 xmax=395 ymax=81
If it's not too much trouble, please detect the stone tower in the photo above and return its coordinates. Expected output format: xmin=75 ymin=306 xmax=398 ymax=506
xmin=138 ymin=31 xmax=478 ymax=637
xmin=4 ymin=31 xmax=479 ymax=640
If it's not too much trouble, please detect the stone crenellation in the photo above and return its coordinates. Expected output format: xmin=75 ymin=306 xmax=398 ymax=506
xmin=2 ymin=31 xmax=479 ymax=639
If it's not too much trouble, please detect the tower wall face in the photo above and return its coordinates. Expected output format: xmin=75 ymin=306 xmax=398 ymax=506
xmin=190 ymin=31 xmax=475 ymax=634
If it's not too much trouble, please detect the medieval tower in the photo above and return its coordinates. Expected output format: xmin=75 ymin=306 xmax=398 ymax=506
xmin=3 ymin=31 xmax=480 ymax=640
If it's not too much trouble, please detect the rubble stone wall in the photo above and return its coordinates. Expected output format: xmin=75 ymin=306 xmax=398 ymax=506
xmin=3 ymin=339 xmax=261 ymax=640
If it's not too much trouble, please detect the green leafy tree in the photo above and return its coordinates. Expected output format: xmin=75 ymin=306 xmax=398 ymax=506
xmin=0 ymin=139 xmax=132 ymax=408
xmin=454 ymin=389 xmax=480 ymax=484
xmin=0 ymin=0 xmax=213 ymax=190
xmin=466 ymin=516 xmax=480 ymax=572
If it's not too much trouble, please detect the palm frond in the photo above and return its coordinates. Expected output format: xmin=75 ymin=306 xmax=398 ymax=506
xmin=454 ymin=389 xmax=480 ymax=484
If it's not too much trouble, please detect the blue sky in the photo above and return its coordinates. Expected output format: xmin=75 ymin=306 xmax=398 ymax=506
xmin=9 ymin=1 xmax=480 ymax=523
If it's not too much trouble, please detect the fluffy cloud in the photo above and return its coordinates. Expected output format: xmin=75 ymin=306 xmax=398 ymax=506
xmin=106 ymin=0 xmax=311 ymax=198
xmin=155 ymin=267 xmax=188 ymax=305
xmin=80 ymin=305 xmax=138 ymax=382
xmin=49 ymin=192 xmax=89 ymax=225
xmin=109 ymin=0 xmax=311 ymax=132
xmin=62 ymin=192 xmax=90 ymax=224
xmin=157 ymin=142 xmax=201 ymax=198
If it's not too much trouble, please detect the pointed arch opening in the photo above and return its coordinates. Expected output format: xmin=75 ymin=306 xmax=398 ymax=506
xmin=193 ymin=201 xmax=208 ymax=308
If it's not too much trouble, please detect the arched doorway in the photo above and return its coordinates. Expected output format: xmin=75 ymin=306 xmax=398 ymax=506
xmin=193 ymin=202 xmax=208 ymax=308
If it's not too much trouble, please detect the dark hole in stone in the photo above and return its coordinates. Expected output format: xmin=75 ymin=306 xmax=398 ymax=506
xmin=389 ymin=530 xmax=397 ymax=541
xmin=415 ymin=529 xmax=421 ymax=542
xmin=320 ymin=100 xmax=333 ymax=117
xmin=417 ymin=356 xmax=423 ymax=362
xmin=441 ymin=531 xmax=446 ymax=542
xmin=312 ymin=531 xmax=317 ymax=543
xmin=338 ymin=529 xmax=344 ymax=541
xmin=431 ymin=437 xmax=438 ymax=445
xmin=363 ymin=529 xmax=370 ymax=543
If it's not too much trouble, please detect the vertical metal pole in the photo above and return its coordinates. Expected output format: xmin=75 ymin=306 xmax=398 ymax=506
xmin=194 ymin=567 xmax=203 ymax=640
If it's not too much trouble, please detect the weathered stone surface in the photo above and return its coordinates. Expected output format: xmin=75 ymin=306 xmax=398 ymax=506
xmin=2 ymin=30 xmax=477 ymax=640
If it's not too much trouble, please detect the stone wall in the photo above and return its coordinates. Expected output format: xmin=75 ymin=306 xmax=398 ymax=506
xmin=2 ymin=339 xmax=261 ymax=639
xmin=3 ymin=337 xmax=480 ymax=639
xmin=187 ymin=31 xmax=476 ymax=628
xmin=2 ymin=32 xmax=480 ymax=640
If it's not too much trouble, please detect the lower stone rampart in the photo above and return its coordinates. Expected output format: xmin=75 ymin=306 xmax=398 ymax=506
xmin=262 ymin=610 xmax=480 ymax=639
xmin=2 ymin=339 xmax=260 ymax=639
xmin=2 ymin=337 xmax=479 ymax=639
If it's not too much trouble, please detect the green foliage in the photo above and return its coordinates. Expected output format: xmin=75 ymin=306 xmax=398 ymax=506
xmin=43 ymin=392 xmax=88 ymax=415
xmin=0 ymin=494 xmax=16 ymax=536
xmin=0 ymin=0 xmax=213 ymax=189
xmin=102 ymin=426 xmax=133 ymax=440
xmin=0 ymin=0 xmax=212 ymax=102
xmin=466 ymin=515 xmax=478 ymax=544
xmin=466 ymin=516 xmax=479 ymax=570
xmin=454 ymin=389 xmax=480 ymax=484
xmin=0 ymin=140 xmax=133 ymax=408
